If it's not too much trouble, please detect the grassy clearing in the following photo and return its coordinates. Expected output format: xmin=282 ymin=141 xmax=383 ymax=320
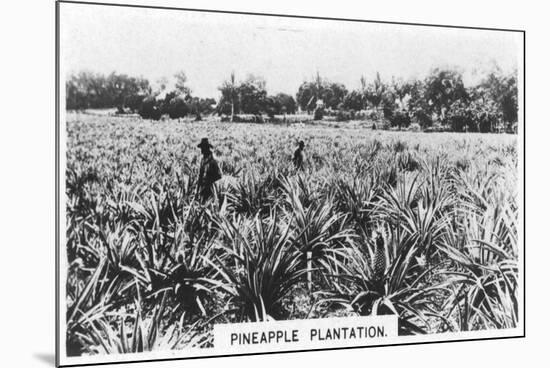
xmin=65 ymin=112 xmax=518 ymax=355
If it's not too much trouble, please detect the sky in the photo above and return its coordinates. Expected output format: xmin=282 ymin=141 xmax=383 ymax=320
xmin=60 ymin=3 xmax=522 ymax=98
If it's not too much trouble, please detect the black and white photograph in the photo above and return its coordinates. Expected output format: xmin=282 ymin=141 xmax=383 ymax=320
xmin=56 ymin=1 xmax=524 ymax=366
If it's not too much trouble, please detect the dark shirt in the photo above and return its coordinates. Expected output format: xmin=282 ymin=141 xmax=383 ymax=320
xmin=293 ymin=148 xmax=304 ymax=169
xmin=198 ymin=153 xmax=222 ymax=199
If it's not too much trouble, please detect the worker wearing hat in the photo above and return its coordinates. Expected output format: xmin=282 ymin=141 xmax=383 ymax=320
xmin=196 ymin=138 xmax=222 ymax=201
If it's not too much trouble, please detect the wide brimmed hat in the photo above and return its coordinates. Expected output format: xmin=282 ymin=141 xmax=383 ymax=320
xmin=197 ymin=138 xmax=213 ymax=149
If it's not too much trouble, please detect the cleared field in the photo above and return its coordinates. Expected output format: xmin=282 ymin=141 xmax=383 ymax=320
xmin=65 ymin=112 xmax=519 ymax=356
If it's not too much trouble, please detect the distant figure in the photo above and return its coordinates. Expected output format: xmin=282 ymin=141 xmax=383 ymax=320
xmin=196 ymin=138 xmax=222 ymax=201
xmin=293 ymin=140 xmax=305 ymax=170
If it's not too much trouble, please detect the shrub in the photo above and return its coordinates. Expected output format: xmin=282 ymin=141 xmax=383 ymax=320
xmin=382 ymin=105 xmax=393 ymax=120
xmin=326 ymin=226 xmax=445 ymax=335
xmin=124 ymin=94 xmax=146 ymax=113
xmin=166 ymin=95 xmax=189 ymax=119
xmin=336 ymin=110 xmax=354 ymax=122
xmin=445 ymin=100 xmax=500 ymax=133
xmin=368 ymin=110 xmax=381 ymax=121
xmin=377 ymin=119 xmax=392 ymax=130
xmin=507 ymin=122 xmax=518 ymax=134
xmin=412 ymin=109 xmax=433 ymax=129
xmin=212 ymin=211 xmax=305 ymax=321
xmin=139 ymin=96 xmax=162 ymax=120
xmin=408 ymin=123 xmax=421 ymax=132
xmin=445 ymin=102 xmax=476 ymax=132
xmin=313 ymin=106 xmax=324 ymax=121
xmin=285 ymin=193 xmax=352 ymax=267
xmin=83 ymin=292 xmax=209 ymax=354
xmin=389 ymin=110 xmax=411 ymax=129
xmin=478 ymin=110 xmax=499 ymax=133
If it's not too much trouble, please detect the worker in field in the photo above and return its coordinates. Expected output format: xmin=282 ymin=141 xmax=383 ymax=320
xmin=196 ymin=138 xmax=222 ymax=201
xmin=293 ymin=140 xmax=306 ymax=170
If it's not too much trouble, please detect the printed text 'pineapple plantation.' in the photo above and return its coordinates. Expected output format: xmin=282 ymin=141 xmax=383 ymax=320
xmin=213 ymin=315 xmax=398 ymax=352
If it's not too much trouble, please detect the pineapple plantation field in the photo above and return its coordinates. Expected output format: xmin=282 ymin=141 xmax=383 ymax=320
xmin=64 ymin=112 xmax=519 ymax=356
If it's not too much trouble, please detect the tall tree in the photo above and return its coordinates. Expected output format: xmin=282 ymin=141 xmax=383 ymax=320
xmin=65 ymin=71 xmax=150 ymax=111
xmin=237 ymin=75 xmax=267 ymax=115
xmin=217 ymin=74 xmax=269 ymax=118
xmin=342 ymin=90 xmax=365 ymax=111
xmin=217 ymin=72 xmax=239 ymax=121
xmin=263 ymin=93 xmax=297 ymax=117
xmin=274 ymin=93 xmax=297 ymax=114
xmin=364 ymin=72 xmax=387 ymax=112
xmin=296 ymin=73 xmax=347 ymax=112
xmin=479 ymin=67 xmax=518 ymax=124
xmin=424 ymin=68 xmax=468 ymax=120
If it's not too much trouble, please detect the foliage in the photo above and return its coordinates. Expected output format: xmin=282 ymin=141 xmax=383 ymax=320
xmin=83 ymin=292 xmax=209 ymax=354
xmin=217 ymin=72 xmax=238 ymax=119
xmin=327 ymin=226 xmax=446 ymax=335
xmin=217 ymin=74 xmax=271 ymax=116
xmin=211 ymin=212 xmax=305 ymax=321
xmin=188 ymin=97 xmax=216 ymax=121
xmin=67 ymin=67 xmax=518 ymax=133
xmin=479 ymin=67 xmax=518 ymax=124
xmin=296 ymin=73 xmax=348 ymax=112
xmin=385 ymin=109 xmax=411 ymax=129
xmin=423 ymin=68 xmax=468 ymax=120
xmin=237 ymin=75 xmax=268 ymax=114
xmin=438 ymin=167 xmax=519 ymax=330
xmin=444 ymin=97 xmax=500 ymax=133
xmin=342 ymin=90 xmax=366 ymax=111
xmin=64 ymin=75 xmax=519 ymax=355
xmin=264 ymin=93 xmax=297 ymax=117
xmin=165 ymin=94 xmax=189 ymax=120
xmin=66 ymin=71 xmax=151 ymax=111
xmin=313 ymin=106 xmax=324 ymax=120
xmin=335 ymin=109 xmax=355 ymax=122
xmin=412 ymin=108 xmax=433 ymax=128
xmin=364 ymin=72 xmax=387 ymax=111
xmin=138 ymin=96 xmax=162 ymax=120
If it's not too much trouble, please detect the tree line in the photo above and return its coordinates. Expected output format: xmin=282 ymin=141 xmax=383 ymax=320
xmin=66 ymin=66 xmax=518 ymax=132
